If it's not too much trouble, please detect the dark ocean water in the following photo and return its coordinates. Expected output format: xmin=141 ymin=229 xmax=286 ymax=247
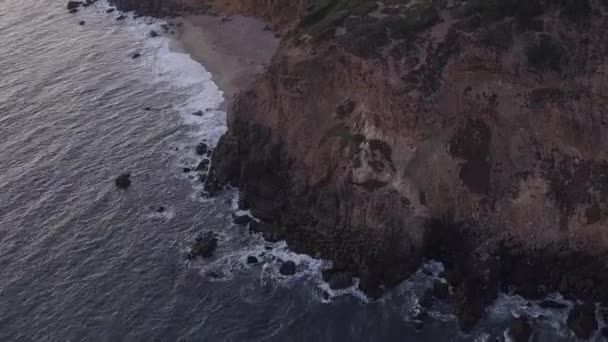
xmin=0 ymin=0 xmax=590 ymax=341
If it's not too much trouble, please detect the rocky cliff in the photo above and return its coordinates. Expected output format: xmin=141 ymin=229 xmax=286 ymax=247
xmin=113 ymin=0 xmax=608 ymax=333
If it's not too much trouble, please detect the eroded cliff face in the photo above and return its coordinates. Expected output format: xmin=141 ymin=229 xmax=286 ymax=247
xmin=112 ymin=0 xmax=608 ymax=331
xmin=210 ymin=0 xmax=608 ymax=329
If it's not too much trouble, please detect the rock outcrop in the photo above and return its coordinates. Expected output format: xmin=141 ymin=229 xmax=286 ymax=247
xmin=112 ymin=0 xmax=608 ymax=332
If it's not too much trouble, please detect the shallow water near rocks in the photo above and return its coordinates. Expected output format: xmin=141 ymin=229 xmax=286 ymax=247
xmin=0 ymin=0 xmax=597 ymax=341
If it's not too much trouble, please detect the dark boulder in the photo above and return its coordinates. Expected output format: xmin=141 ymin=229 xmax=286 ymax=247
xmin=247 ymin=256 xmax=258 ymax=264
xmin=79 ymin=21 xmax=85 ymax=25
xmin=155 ymin=206 xmax=165 ymax=213
xmin=149 ymin=30 xmax=159 ymax=37
xmin=567 ymin=303 xmax=598 ymax=339
xmin=196 ymin=142 xmax=208 ymax=155
xmin=328 ymin=272 xmax=353 ymax=290
xmin=69 ymin=8 xmax=78 ymax=13
xmin=432 ymin=280 xmax=450 ymax=299
xmin=144 ymin=107 xmax=151 ymax=111
xmin=67 ymin=1 xmax=82 ymax=10
xmin=507 ymin=315 xmax=533 ymax=342
xmin=195 ymin=159 xmax=210 ymax=171
xmin=183 ymin=167 xmax=191 ymax=173
xmin=188 ymin=231 xmax=218 ymax=259
xmin=117 ymin=15 xmax=126 ymax=20
xmin=106 ymin=8 xmax=115 ymax=13
xmin=192 ymin=110 xmax=203 ymax=116
xmin=115 ymin=173 xmax=131 ymax=189
xmin=232 ymin=215 xmax=252 ymax=225
xmin=279 ymin=261 xmax=296 ymax=275
xmin=538 ymin=300 xmax=567 ymax=310
xmin=132 ymin=53 xmax=140 ymax=59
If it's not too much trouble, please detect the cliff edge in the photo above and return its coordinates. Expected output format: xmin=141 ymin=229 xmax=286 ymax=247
xmin=112 ymin=0 xmax=608 ymax=332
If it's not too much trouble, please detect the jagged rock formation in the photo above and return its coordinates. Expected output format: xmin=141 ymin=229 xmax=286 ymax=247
xmin=112 ymin=0 xmax=608 ymax=332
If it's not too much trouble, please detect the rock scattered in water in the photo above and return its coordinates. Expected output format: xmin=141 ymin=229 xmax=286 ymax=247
xmin=117 ymin=15 xmax=126 ymax=20
xmin=149 ymin=30 xmax=158 ymax=38
xmin=198 ymin=174 xmax=207 ymax=183
xmin=328 ymin=272 xmax=353 ymax=290
xmin=263 ymin=25 xmax=271 ymax=31
xmin=195 ymin=142 xmax=208 ymax=155
xmin=205 ymin=270 xmax=221 ymax=279
xmin=432 ymin=280 xmax=450 ymax=299
xmin=195 ymin=159 xmax=210 ymax=171
xmin=538 ymin=299 xmax=567 ymax=310
xmin=132 ymin=53 xmax=141 ymax=59
xmin=67 ymin=1 xmax=82 ymax=10
xmin=69 ymin=8 xmax=78 ymax=13
xmin=188 ymin=231 xmax=218 ymax=259
xmin=192 ymin=110 xmax=203 ymax=116
xmin=144 ymin=107 xmax=151 ymax=111
xmin=155 ymin=206 xmax=165 ymax=213
xmin=507 ymin=315 xmax=532 ymax=342
xmin=246 ymin=256 xmax=258 ymax=264
xmin=279 ymin=261 xmax=296 ymax=275
xmin=567 ymin=303 xmax=598 ymax=339
xmin=183 ymin=167 xmax=191 ymax=173
xmin=106 ymin=8 xmax=115 ymax=13
xmin=232 ymin=215 xmax=252 ymax=225
xmin=79 ymin=21 xmax=85 ymax=25
xmin=115 ymin=173 xmax=131 ymax=189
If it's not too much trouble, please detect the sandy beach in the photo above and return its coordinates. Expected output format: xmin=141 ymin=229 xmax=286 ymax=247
xmin=170 ymin=14 xmax=278 ymax=109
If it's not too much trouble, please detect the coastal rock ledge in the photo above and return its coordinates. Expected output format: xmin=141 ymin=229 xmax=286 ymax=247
xmin=114 ymin=0 xmax=608 ymax=332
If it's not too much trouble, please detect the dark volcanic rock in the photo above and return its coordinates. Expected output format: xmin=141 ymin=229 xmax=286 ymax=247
xmin=149 ymin=30 xmax=158 ymax=37
xmin=132 ymin=53 xmax=140 ymax=59
xmin=538 ymin=300 xmax=567 ymax=310
xmin=195 ymin=159 xmax=210 ymax=171
xmin=114 ymin=173 xmax=131 ymax=189
xmin=432 ymin=280 xmax=450 ymax=299
xmin=192 ymin=110 xmax=203 ymax=116
xmin=279 ymin=261 xmax=296 ymax=275
xmin=567 ymin=303 xmax=598 ymax=339
xmin=106 ymin=8 xmax=115 ymax=13
xmin=67 ymin=1 xmax=82 ymax=10
xmin=188 ymin=231 xmax=218 ymax=259
xmin=79 ymin=21 xmax=85 ymax=25
xmin=195 ymin=142 xmax=208 ymax=155
xmin=247 ymin=256 xmax=258 ymax=264
xmin=507 ymin=315 xmax=532 ymax=342
xmin=117 ymin=15 xmax=126 ymax=20
xmin=183 ymin=167 xmax=191 ymax=173
xmin=328 ymin=272 xmax=353 ymax=290
xmin=232 ymin=215 xmax=252 ymax=225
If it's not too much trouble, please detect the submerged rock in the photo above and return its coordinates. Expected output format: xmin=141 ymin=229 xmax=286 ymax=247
xmin=69 ymin=8 xmax=78 ymax=13
xmin=79 ymin=21 xmax=85 ymax=25
xmin=106 ymin=8 xmax=115 ymax=13
xmin=114 ymin=173 xmax=131 ymax=189
xmin=328 ymin=272 xmax=353 ymax=290
xmin=116 ymin=15 xmax=126 ymax=20
xmin=195 ymin=142 xmax=208 ymax=155
xmin=538 ymin=300 xmax=567 ymax=310
xmin=192 ymin=110 xmax=203 ymax=116
xmin=567 ymin=303 xmax=598 ymax=339
xmin=188 ymin=231 xmax=218 ymax=259
xmin=195 ymin=159 xmax=210 ymax=171
xmin=183 ymin=167 xmax=191 ymax=173
xmin=149 ymin=30 xmax=158 ymax=38
xmin=246 ymin=256 xmax=258 ymax=264
xmin=67 ymin=1 xmax=82 ymax=10
xmin=132 ymin=53 xmax=141 ymax=59
xmin=432 ymin=280 xmax=450 ymax=299
xmin=279 ymin=261 xmax=296 ymax=275
xmin=507 ymin=315 xmax=532 ymax=342
xmin=232 ymin=215 xmax=252 ymax=225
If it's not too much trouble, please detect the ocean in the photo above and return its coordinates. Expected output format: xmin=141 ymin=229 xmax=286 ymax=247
xmin=0 ymin=0 xmax=587 ymax=340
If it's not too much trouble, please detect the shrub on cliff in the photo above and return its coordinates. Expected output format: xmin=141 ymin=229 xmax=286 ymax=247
xmin=526 ymin=33 xmax=569 ymax=72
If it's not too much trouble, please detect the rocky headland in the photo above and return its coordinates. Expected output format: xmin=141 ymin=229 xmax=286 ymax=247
xmin=108 ymin=0 xmax=608 ymax=337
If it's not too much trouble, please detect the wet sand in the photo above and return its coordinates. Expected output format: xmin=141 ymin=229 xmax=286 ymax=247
xmin=171 ymin=14 xmax=278 ymax=109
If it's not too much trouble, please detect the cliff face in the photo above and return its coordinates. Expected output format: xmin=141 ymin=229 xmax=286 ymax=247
xmin=113 ymin=0 xmax=608 ymax=331
xmin=210 ymin=0 xmax=608 ymax=328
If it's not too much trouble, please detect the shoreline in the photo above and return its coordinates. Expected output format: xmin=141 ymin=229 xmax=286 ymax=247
xmin=168 ymin=14 xmax=278 ymax=110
